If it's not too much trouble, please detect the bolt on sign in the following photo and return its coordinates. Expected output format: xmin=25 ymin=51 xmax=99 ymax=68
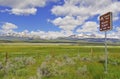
xmin=100 ymin=12 xmax=112 ymax=31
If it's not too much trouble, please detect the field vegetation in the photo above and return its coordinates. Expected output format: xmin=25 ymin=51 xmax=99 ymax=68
xmin=0 ymin=43 xmax=120 ymax=79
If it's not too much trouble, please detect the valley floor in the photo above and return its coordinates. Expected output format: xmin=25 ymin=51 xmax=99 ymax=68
xmin=0 ymin=43 xmax=120 ymax=79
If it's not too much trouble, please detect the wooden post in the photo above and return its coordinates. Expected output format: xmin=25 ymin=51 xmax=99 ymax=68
xmin=90 ymin=48 xmax=93 ymax=59
xmin=5 ymin=52 xmax=8 ymax=64
xmin=4 ymin=52 xmax=9 ymax=75
xmin=51 ymin=49 xmax=55 ymax=58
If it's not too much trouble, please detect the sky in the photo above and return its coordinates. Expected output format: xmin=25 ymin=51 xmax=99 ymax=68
xmin=0 ymin=0 xmax=120 ymax=39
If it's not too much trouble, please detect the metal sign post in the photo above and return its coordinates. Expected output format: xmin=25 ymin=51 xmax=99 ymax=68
xmin=105 ymin=31 xmax=108 ymax=73
xmin=99 ymin=12 xmax=112 ymax=73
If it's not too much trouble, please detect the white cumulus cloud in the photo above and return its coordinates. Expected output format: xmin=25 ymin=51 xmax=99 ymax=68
xmin=50 ymin=16 xmax=88 ymax=31
xmin=76 ymin=21 xmax=99 ymax=33
xmin=1 ymin=22 xmax=17 ymax=30
xmin=1 ymin=22 xmax=18 ymax=33
xmin=0 ymin=0 xmax=46 ymax=8
xmin=11 ymin=8 xmax=37 ymax=15
xmin=0 ymin=0 xmax=58 ymax=15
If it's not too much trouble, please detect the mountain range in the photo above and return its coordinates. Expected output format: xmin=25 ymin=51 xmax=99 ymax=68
xmin=0 ymin=33 xmax=120 ymax=45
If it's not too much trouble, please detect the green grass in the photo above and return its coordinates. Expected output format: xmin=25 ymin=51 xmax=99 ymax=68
xmin=0 ymin=43 xmax=120 ymax=79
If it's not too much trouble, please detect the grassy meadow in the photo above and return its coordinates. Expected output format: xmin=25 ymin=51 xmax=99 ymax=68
xmin=0 ymin=43 xmax=120 ymax=79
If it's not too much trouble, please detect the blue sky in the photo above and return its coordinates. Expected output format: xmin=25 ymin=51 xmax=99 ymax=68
xmin=0 ymin=0 xmax=120 ymax=39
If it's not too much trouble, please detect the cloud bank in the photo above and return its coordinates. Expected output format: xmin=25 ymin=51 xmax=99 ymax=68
xmin=0 ymin=22 xmax=120 ymax=39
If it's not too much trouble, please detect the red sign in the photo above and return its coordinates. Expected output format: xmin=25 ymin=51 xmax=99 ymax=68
xmin=100 ymin=12 xmax=112 ymax=31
